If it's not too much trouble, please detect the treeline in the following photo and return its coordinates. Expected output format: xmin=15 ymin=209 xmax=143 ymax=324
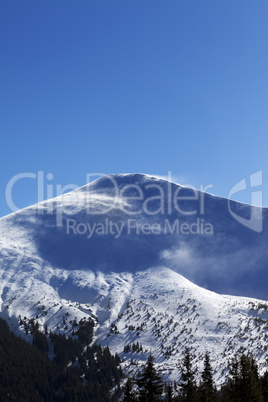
xmin=0 ymin=317 xmax=122 ymax=401
xmin=123 ymin=348 xmax=268 ymax=401
xmin=1 ymin=314 xmax=268 ymax=401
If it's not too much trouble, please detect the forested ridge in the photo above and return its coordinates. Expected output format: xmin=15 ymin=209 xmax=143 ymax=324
xmin=0 ymin=317 xmax=122 ymax=401
xmin=123 ymin=348 xmax=268 ymax=401
xmin=1 ymin=316 xmax=268 ymax=401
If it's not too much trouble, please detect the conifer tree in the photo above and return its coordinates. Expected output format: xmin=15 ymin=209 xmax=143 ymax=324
xmin=228 ymin=353 xmax=262 ymax=402
xmin=123 ymin=377 xmax=136 ymax=401
xmin=179 ymin=347 xmax=196 ymax=401
xmin=228 ymin=353 xmax=241 ymax=400
xmin=239 ymin=354 xmax=262 ymax=402
xmin=137 ymin=354 xmax=163 ymax=401
xmin=199 ymin=351 xmax=216 ymax=401
xmin=165 ymin=383 xmax=173 ymax=401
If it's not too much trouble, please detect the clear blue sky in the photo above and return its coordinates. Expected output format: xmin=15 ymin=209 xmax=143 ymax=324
xmin=1 ymin=0 xmax=267 ymax=216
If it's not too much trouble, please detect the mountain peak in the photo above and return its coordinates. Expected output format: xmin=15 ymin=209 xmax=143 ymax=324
xmin=1 ymin=173 xmax=268 ymax=386
xmin=0 ymin=172 xmax=267 ymax=299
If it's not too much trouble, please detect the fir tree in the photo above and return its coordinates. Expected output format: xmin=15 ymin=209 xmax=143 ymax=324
xmin=239 ymin=354 xmax=262 ymax=402
xmin=228 ymin=353 xmax=241 ymax=401
xmin=179 ymin=347 xmax=196 ymax=401
xmin=137 ymin=354 xmax=163 ymax=401
xmin=228 ymin=353 xmax=262 ymax=402
xmin=123 ymin=377 xmax=136 ymax=401
xmin=165 ymin=383 xmax=173 ymax=401
xmin=199 ymin=351 xmax=216 ymax=401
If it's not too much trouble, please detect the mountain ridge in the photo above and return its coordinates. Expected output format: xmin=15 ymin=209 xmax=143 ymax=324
xmin=0 ymin=173 xmax=267 ymax=298
xmin=1 ymin=173 xmax=268 ymax=385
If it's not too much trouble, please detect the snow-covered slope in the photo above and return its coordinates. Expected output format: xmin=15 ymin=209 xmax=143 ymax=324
xmin=1 ymin=174 xmax=267 ymax=298
xmin=1 ymin=263 xmax=268 ymax=386
xmin=0 ymin=173 xmax=268 ymax=384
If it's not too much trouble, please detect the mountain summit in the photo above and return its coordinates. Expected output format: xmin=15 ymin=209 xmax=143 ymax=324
xmin=1 ymin=173 xmax=268 ymax=385
xmin=0 ymin=173 xmax=267 ymax=298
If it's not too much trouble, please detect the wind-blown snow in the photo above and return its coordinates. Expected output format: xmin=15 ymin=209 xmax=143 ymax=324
xmin=0 ymin=173 xmax=268 ymax=385
xmin=1 ymin=173 xmax=267 ymax=298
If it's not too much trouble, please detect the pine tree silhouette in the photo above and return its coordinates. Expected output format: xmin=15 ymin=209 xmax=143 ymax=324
xmin=165 ymin=383 xmax=173 ymax=401
xmin=137 ymin=354 xmax=163 ymax=401
xmin=123 ymin=377 xmax=136 ymax=401
xmin=228 ymin=353 xmax=262 ymax=401
xmin=179 ymin=347 xmax=196 ymax=401
xmin=199 ymin=351 xmax=216 ymax=401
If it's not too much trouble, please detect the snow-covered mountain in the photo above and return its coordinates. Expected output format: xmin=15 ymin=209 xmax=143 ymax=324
xmin=0 ymin=173 xmax=268 ymax=385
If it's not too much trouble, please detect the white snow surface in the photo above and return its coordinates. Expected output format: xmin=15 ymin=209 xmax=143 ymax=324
xmin=0 ymin=173 xmax=268 ymax=385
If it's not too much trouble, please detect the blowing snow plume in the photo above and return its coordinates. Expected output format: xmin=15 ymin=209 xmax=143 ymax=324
xmin=0 ymin=173 xmax=267 ymax=299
